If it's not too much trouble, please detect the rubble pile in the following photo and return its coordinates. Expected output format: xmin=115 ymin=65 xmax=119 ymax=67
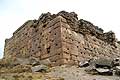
xmin=38 ymin=11 xmax=117 ymax=45
xmin=79 ymin=58 xmax=120 ymax=76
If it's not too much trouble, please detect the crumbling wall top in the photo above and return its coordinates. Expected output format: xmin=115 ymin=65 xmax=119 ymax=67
xmin=8 ymin=11 xmax=117 ymax=46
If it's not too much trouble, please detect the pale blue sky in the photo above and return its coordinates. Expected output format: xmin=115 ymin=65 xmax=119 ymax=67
xmin=0 ymin=0 xmax=120 ymax=58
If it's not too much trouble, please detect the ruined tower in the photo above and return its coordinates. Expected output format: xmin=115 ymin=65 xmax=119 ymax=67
xmin=4 ymin=11 xmax=120 ymax=66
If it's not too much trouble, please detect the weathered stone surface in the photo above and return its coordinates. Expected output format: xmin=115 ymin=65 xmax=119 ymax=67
xmin=92 ymin=58 xmax=114 ymax=68
xmin=96 ymin=68 xmax=113 ymax=75
xmin=31 ymin=64 xmax=48 ymax=72
xmin=78 ymin=19 xmax=104 ymax=35
xmin=29 ymin=57 xmax=41 ymax=66
xmin=79 ymin=60 xmax=89 ymax=67
xmin=82 ymin=58 xmax=120 ymax=76
xmin=3 ymin=11 xmax=120 ymax=66
xmin=39 ymin=59 xmax=52 ymax=66
xmin=57 ymin=11 xmax=79 ymax=31
xmin=99 ymin=31 xmax=116 ymax=45
xmin=15 ymin=58 xmax=31 ymax=65
xmin=112 ymin=58 xmax=120 ymax=67
xmin=85 ymin=66 xmax=98 ymax=75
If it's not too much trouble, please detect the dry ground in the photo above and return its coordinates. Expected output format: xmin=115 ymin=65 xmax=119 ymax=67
xmin=0 ymin=65 xmax=120 ymax=80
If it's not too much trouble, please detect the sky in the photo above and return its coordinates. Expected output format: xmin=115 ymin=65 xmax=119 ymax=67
xmin=0 ymin=0 xmax=120 ymax=58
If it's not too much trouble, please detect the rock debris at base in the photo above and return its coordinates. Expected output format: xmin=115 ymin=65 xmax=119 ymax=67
xmin=79 ymin=58 xmax=120 ymax=76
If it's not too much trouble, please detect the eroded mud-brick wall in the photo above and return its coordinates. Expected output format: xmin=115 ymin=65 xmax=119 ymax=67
xmin=4 ymin=11 xmax=120 ymax=66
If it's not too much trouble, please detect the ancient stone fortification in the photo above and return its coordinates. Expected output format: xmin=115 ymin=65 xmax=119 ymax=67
xmin=4 ymin=11 xmax=120 ymax=66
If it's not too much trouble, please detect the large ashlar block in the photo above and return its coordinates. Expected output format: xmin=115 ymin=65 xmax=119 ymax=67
xmin=62 ymin=52 xmax=71 ymax=59
xmin=49 ymin=53 xmax=63 ymax=62
xmin=51 ymin=58 xmax=68 ymax=66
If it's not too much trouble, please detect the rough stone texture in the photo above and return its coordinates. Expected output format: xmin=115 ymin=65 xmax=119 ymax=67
xmin=4 ymin=11 xmax=120 ymax=66
xmin=31 ymin=64 xmax=49 ymax=72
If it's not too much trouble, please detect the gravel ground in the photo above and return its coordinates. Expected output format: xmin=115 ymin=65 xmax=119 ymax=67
xmin=1 ymin=65 xmax=120 ymax=80
xmin=47 ymin=65 xmax=120 ymax=80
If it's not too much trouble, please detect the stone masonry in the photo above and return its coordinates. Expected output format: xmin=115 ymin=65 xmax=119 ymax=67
xmin=4 ymin=11 xmax=120 ymax=66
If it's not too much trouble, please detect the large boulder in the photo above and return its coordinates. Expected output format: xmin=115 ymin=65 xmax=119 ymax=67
xmin=84 ymin=58 xmax=120 ymax=76
xmin=31 ymin=64 xmax=49 ymax=72
xmin=90 ymin=58 xmax=114 ymax=68
xmin=115 ymin=66 xmax=120 ymax=75
xmin=85 ymin=66 xmax=113 ymax=75
xmin=96 ymin=68 xmax=113 ymax=75
xmin=79 ymin=60 xmax=89 ymax=67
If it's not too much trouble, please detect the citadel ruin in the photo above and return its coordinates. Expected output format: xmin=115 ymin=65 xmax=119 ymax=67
xmin=4 ymin=11 xmax=120 ymax=66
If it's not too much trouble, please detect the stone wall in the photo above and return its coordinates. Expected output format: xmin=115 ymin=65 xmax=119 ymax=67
xmin=4 ymin=16 xmax=65 ymax=65
xmin=60 ymin=16 xmax=120 ymax=65
xmin=4 ymin=11 xmax=120 ymax=66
